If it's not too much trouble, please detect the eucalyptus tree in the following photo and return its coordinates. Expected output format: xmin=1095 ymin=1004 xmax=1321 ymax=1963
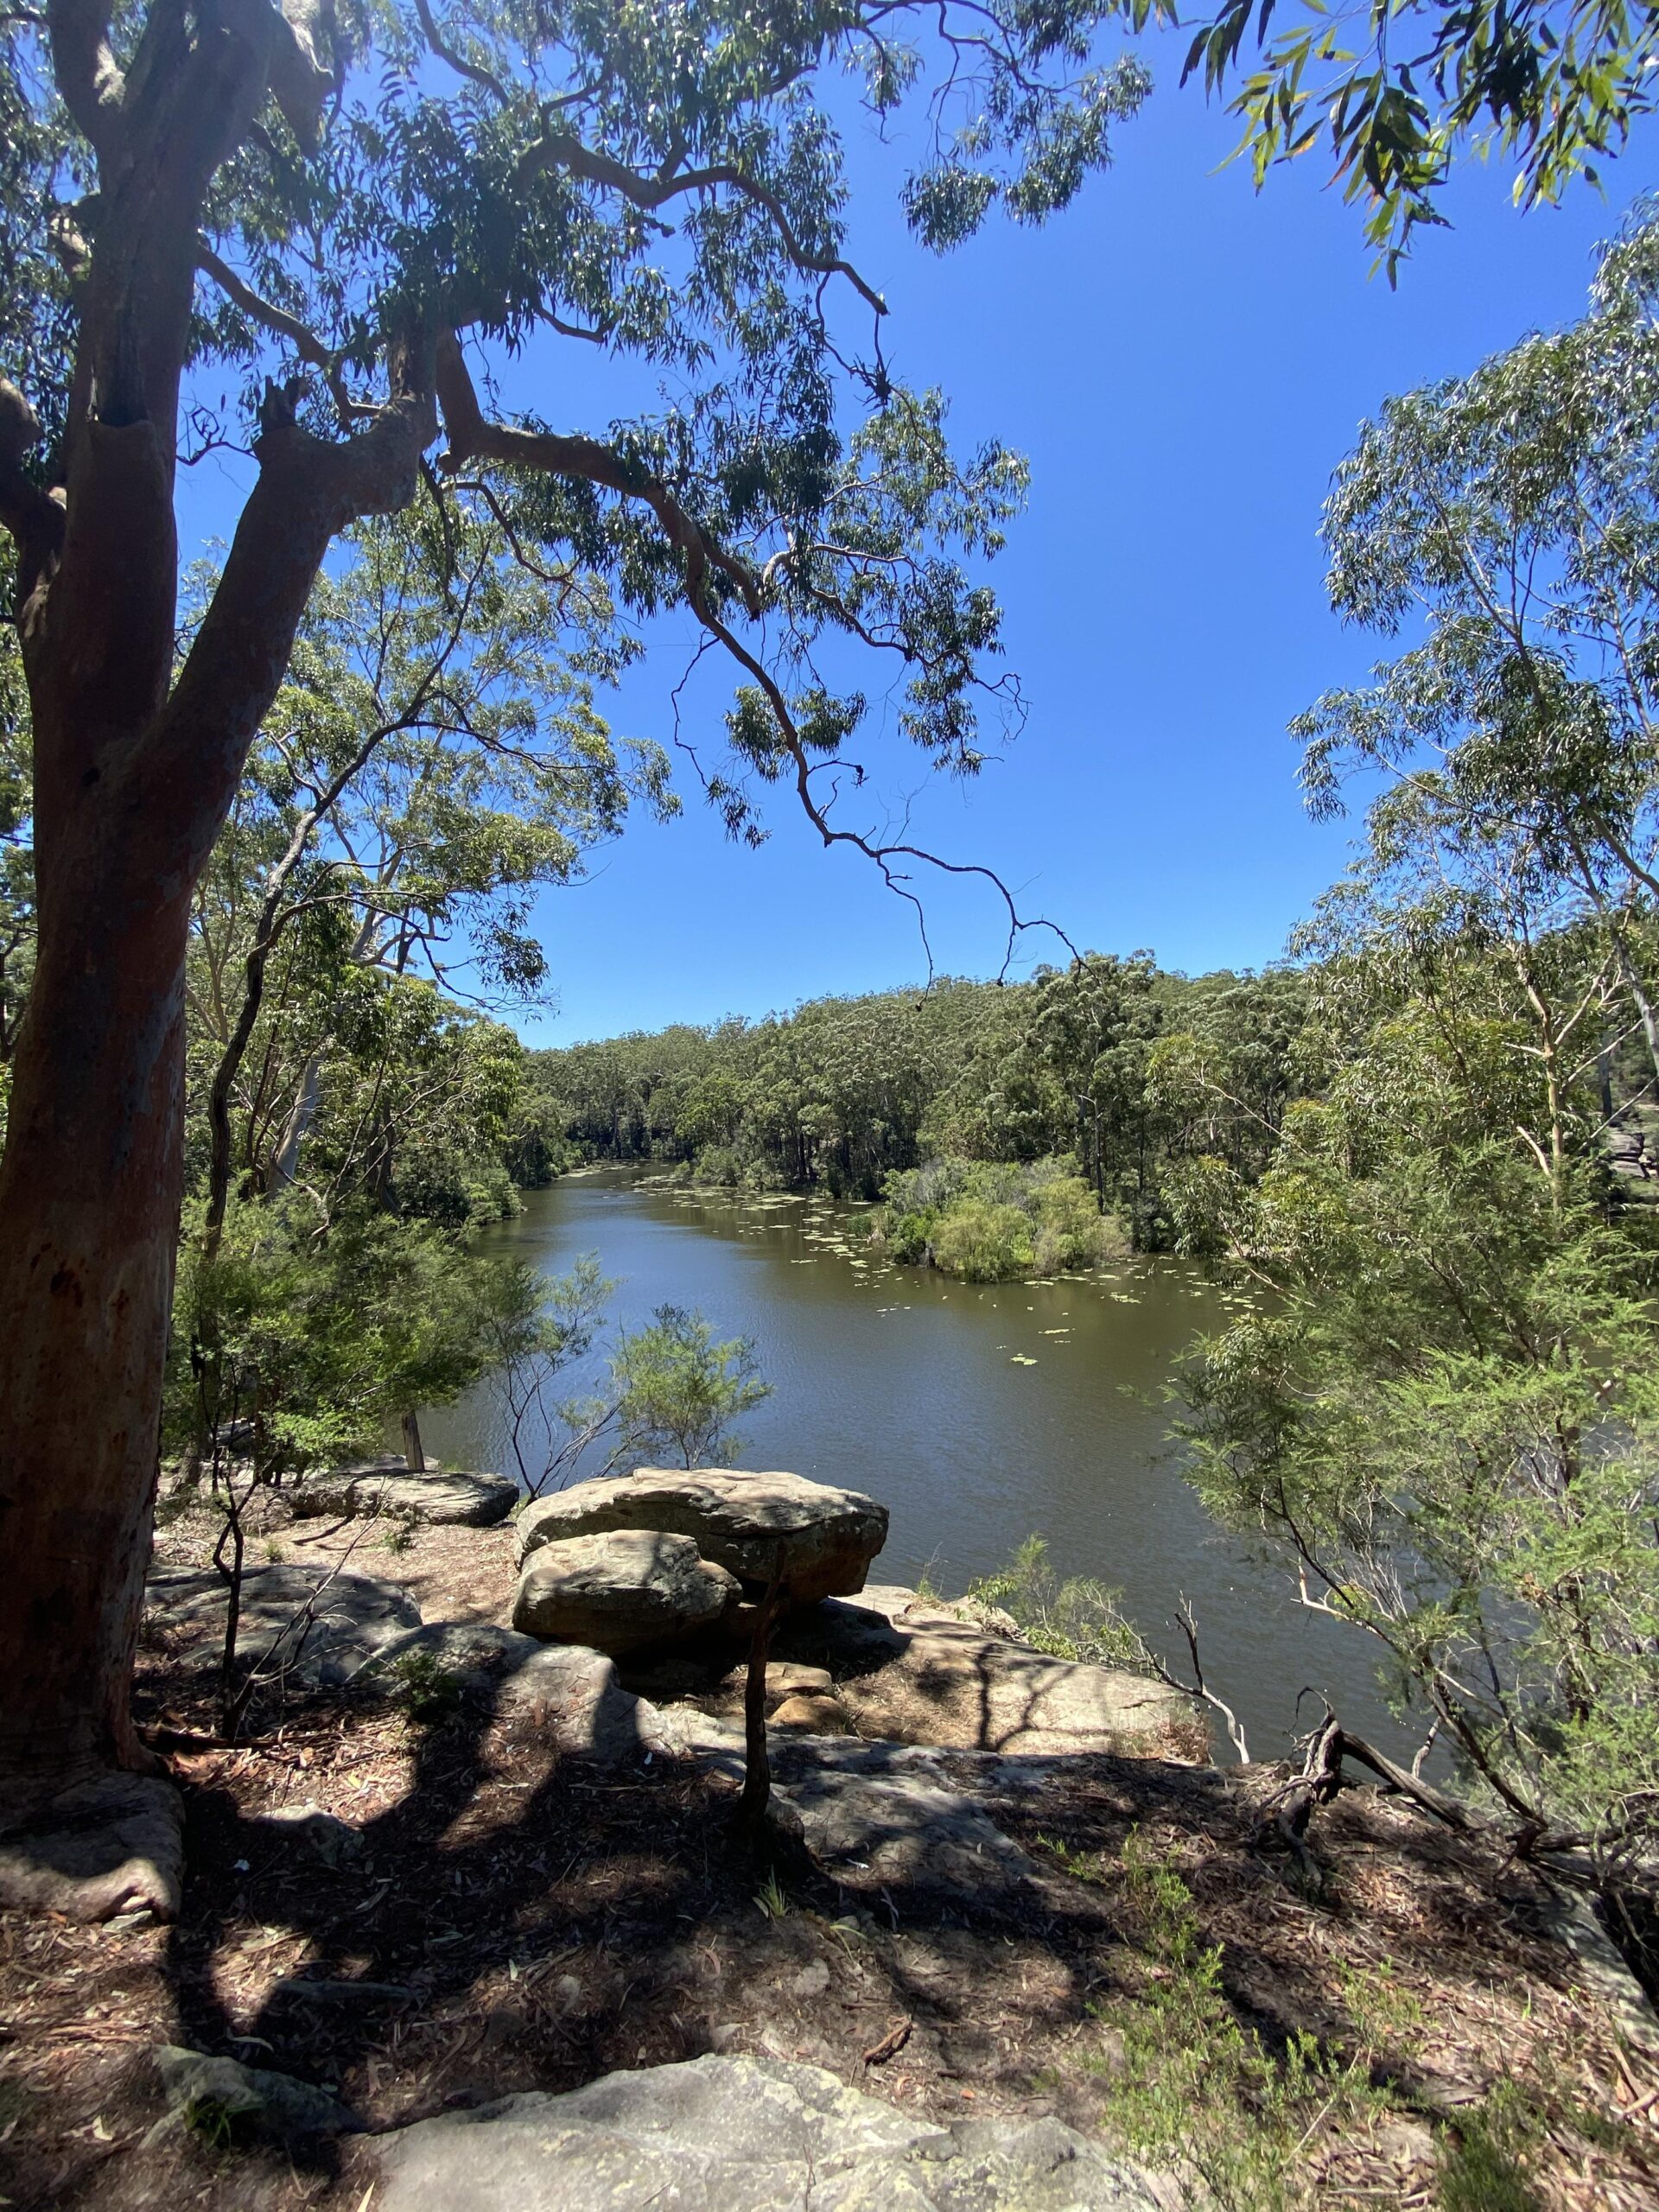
xmin=1295 ymin=212 xmax=1659 ymax=1146
xmin=0 ymin=0 xmax=1153 ymax=1812
xmin=1181 ymin=0 xmax=1659 ymax=272
xmin=0 ymin=604 xmax=27 ymax=1075
xmin=189 ymin=497 xmax=661 ymax=1250
xmin=1178 ymin=936 xmax=1659 ymax=1862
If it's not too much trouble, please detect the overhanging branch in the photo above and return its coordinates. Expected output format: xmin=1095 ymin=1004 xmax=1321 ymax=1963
xmin=196 ymin=238 xmax=361 ymax=428
xmin=517 ymin=129 xmax=887 ymax=321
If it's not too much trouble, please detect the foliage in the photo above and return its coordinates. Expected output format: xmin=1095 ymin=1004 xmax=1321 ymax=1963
xmin=388 ymin=1649 xmax=465 ymax=1724
xmin=3 ymin=0 xmax=1161 ymax=874
xmin=607 ymin=1305 xmax=770 ymax=1470
xmin=480 ymin=1258 xmax=769 ymax=1487
xmin=477 ymin=1253 xmax=613 ymax=1495
xmin=1063 ymin=1829 xmax=1396 ymax=2211
xmin=525 ymin=962 xmax=1309 ymax=1254
xmin=1177 ymin=230 xmax=1659 ymax=1863
xmin=182 ymin=502 xmax=664 ymax=1240
xmin=1179 ymin=0 xmax=1659 ymax=275
xmin=879 ymin=1157 xmax=1129 ymax=1278
xmin=166 ymin=1199 xmax=505 ymax=1481
xmin=968 ymin=1535 xmax=1155 ymax=1669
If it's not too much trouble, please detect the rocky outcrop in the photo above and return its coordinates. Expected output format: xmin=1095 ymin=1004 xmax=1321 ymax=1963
xmin=513 ymin=1529 xmax=741 ymax=1655
xmin=372 ymin=2054 xmax=1184 ymax=2210
xmin=779 ymin=1584 xmax=1205 ymax=1761
xmin=516 ymin=1468 xmax=887 ymax=1602
xmin=290 ymin=1464 xmax=518 ymax=1527
xmin=146 ymin=1564 xmax=423 ymax=1688
xmin=0 ymin=1773 xmax=185 ymax=1924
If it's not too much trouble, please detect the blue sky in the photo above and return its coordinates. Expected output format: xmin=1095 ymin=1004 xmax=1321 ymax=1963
xmin=177 ymin=43 xmax=1659 ymax=1045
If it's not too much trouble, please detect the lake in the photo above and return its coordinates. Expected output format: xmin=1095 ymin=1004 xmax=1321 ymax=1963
xmin=423 ymin=1167 xmax=1402 ymax=1761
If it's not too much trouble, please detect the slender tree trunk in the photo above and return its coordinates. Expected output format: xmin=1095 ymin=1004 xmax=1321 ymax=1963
xmin=401 ymin=1411 xmax=426 ymax=1473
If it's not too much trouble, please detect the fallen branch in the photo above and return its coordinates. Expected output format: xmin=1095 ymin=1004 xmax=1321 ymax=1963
xmin=861 ymin=2017 xmax=912 ymax=2066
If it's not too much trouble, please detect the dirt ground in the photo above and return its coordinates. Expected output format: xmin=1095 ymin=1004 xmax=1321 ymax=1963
xmin=3 ymin=1511 xmax=1656 ymax=2211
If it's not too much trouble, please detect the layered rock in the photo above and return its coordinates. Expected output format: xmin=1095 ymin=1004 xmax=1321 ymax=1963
xmin=372 ymin=2054 xmax=1183 ymax=2210
xmin=779 ymin=1584 xmax=1205 ymax=1761
xmin=516 ymin=1468 xmax=887 ymax=1602
xmin=512 ymin=1529 xmax=741 ymax=1655
xmin=146 ymin=1564 xmax=423 ymax=1688
xmin=290 ymin=1464 xmax=518 ymax=1528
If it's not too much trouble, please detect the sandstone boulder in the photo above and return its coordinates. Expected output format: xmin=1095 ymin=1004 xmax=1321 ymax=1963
xmin=770 ymin=1692 xmax=855 ymax=1735
xmin=780 ymin=1585 xmax=1205 ymax=1761
xmin=766 ymin=1661 xmax=833 ymax=1703
xmin=290 ymin=1464 xmax=518 ymax=1528
xmin=513 ymin=1529 xmax=740 ymax=1654
xmin=372 ymin=2054 xmax=1184 ymax=2210
xmin=0 ymin=1774 xmax=184 ymax=1923
xmin=517 ymin=1468 xmax=887 ymax=1601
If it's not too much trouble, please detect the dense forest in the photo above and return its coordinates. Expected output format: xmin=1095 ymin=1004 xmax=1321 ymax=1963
xmin=519 ymin=957 xmax=1307 ymax=1243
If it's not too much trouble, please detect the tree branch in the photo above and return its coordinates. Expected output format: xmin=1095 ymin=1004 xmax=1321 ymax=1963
xmin=435 ymin=331 xmax=761 ymax=615
xmin=410 ymin=0 xmax=511 ymax=106
xmin=517 ymin=130 xmax=887 ymax=320
xmin=141 ymin=354 xmax=436 ymax=874
xmin=0 ymin=383 xmax=66 ymax=650
xmin=45 ymin=0 xmax=124 ymax=155
xmin=435 ymin=334 xmax=1069 ymax=979
xmin=196 ymin=238 xmax=359 ymax=427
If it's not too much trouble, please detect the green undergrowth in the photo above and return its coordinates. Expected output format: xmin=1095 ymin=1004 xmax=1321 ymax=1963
xmin=967 ymin=1535 xmax=1162 ymax=1674
xmin=1039 ymin=1829 xmax=1548 ymax=2212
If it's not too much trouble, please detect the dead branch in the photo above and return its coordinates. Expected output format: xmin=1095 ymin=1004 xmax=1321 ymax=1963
xmin=736 ymin=1541 xmax=791 ymax=1840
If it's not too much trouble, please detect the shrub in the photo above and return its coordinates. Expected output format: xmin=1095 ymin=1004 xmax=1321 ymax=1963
xmin=968 ymin=1535 xmax=1158 ymax=1672
xmin=877 ymin=1156 xmax=1128 ymax=1281
xmin=931 ymin=1198 xmax=1034 ymax=1281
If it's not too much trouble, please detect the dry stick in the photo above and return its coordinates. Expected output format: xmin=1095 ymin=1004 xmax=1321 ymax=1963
xmin=737 ymin=1541 xmax=791 ymax=1839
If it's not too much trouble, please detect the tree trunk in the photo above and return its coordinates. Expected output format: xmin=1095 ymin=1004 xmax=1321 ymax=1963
xmin=0 ymin=841 xmax=193 ymax=1797
xmin=401 ymin=1411 xmax=426 ymax=1473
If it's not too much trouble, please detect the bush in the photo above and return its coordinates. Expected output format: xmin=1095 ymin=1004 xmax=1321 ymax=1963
xmin=690 ymin=1144 xmax=744 ymax=1185
xmin=931 ymin=1198 xmax=1034 ymax=1281
xmin=877 ymin=1156 xmax=1128 ymax=1281
xmin=968 ymin=1535 xmax=1158 ymax=1672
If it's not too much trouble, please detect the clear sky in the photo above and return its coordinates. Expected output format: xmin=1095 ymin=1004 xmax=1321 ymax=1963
xmin=176 ymin=43 xmax=1659 ymax=1046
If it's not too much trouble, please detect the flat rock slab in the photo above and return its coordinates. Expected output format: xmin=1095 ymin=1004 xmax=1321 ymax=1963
xmin=783 ymin=1585 xmax=1204 ymax=1761
xmin=290 ymin=1466 xmax=518 ymax=1527
xmin=0 ymin=1774 xmax=184 ymax=1923
xmin=514 ymin=1529 xmax=740 ymax=1656
xmin=373 ymin=2054 xmax=1182 ymax=2210
xmin=495 ymin=1643 xmax=672 ymax=1762
xmin=517 ymin=1469 xmax=887 ymax=1602
xmin=646 ymin=1711 xmax=1039 ymax=1898
xmin=146 ymin=1564 xmax=422 ymax=1687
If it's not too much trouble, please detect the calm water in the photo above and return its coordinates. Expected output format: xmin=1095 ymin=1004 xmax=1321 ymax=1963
xmin=423 ymin=1169 xmax=1400 ymax=1760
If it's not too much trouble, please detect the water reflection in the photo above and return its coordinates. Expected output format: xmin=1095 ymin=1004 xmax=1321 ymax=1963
xmin=423 ymin=1168 xmax=1400 ymax=1760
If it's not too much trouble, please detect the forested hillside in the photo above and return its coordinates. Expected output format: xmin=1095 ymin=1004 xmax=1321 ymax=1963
xmin=521 ymin=960 xmax=1308 ymax=1246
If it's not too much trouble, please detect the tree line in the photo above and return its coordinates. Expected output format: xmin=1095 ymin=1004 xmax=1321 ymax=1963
xmin=521 ymin=957 xmax=1308 ymax=1249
